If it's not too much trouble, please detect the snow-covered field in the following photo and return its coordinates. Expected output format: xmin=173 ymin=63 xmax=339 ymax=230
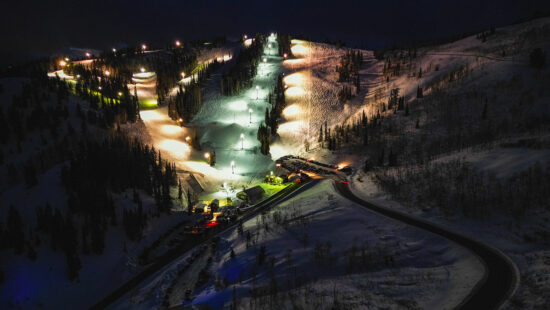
xmin=116 ymin=179 xmax=482 ymax=309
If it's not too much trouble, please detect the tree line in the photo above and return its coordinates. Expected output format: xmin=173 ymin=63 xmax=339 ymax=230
xmin=220 ymin=34 xmax=266 ymax=96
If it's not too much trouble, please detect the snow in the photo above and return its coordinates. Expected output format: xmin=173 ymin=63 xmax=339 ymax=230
xmin=118 ymin=179 xmax=483 ymax=309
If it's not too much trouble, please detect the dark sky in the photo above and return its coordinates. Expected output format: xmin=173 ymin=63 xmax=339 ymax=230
xmin=1 ymin=0 xmax=549 ymax=65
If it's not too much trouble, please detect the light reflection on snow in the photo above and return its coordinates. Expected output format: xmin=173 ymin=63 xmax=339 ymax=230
xmin=285 ymin=86 xmax=306 ymax=97
xmin=228 ymin=100 xmax=248 ymax=111
xmin=283 ymin=72 xmax=305 ymax=86
xmin=158 ymin=139 xmax=190 ymax=160
xmin=160 ymin=125 xmax=182 ymax=135
xmin=140 ymin=110 xmax=165 ymax=121
xmin=283 ymin=104 xmax=301 ymax=117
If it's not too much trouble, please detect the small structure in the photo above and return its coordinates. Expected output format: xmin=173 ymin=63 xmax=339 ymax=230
xmin=237 ymin=186 xmax=265 ymax=204
xmin=194 ymin=203 xmax=206 ymax=214
xmin=209 ymin=199 xmax=220 ymax=213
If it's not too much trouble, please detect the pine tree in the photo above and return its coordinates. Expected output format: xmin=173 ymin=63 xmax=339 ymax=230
xmin=417 ymin=86 xmax=423 ymax=99
xmin=481 ymin=101 xmax=488 ymax=120
xmin=7 ymin=206 xmax=25 ymax=254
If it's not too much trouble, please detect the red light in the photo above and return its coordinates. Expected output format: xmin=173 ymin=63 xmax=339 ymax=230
xmin=206 ymin=221 xmax=219 ymax=227
xmin=343 ymin=181 xmax=349 ymax=185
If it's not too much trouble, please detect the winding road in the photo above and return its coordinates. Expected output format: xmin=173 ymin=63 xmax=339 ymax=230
xmin=334 ymin=181 xmax=519 ymax=310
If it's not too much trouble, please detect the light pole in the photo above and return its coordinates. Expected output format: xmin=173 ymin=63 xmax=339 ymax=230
xmin=204 ymin=152 xmax=210 ymax=165
xmin=231 ymin=161 xmax=235 ymax=174
xmin=240 ymin=133 xmax=244 ymax=150
xmin=249 ymin=108 xmax=253 ymax=124
xmin=256 ymin=86 xmax=259 ymax=100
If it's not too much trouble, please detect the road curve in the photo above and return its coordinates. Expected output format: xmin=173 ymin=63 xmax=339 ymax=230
xmin=334 ymin=181 xmax=519 ymax=310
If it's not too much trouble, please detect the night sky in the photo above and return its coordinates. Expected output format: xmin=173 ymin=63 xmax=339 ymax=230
xmin=1 ymin=0 xmax=549 ymax=65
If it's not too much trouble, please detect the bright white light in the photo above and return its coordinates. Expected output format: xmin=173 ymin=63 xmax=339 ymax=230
xmin=181 ymin=72 xmax=185 ymax=77
xmin=140 ymin=67 xmax=146 ymax=73
xmin=117 ymin=92 xmax=122 ymax=96
xmin=228 ymin=100 xmax=248 ymax=111
xmin=175 ymin=40 xmax=181 ymax=46
xmin=278 ymin=120 xmax=306 ymax=133
xmin=76 ymin=74 xmax=80 ymax=78
xmin=263 ymin=58 xmax=267 ymax=62
xmin=104 ymin=70 xmax=110 ymax=76
xmin=291 ymin=44 xmax=308 ymax=56
xmin=85 ymin=52 xmax=91 ymax=58
xmin=204 ymin=152 xmax=210 ymax=159
xmin=249 ymin=108 xmax=253 ymax=113
xmin=64 ymin=57 xmax=69 ymax=62
xmin=160 ymin=125 xmax=182 ymax=135
xmin=244 ymin=39 xmax=252 ymax=47
xmin=283 ymin=72 xmax=305 ymax=86
xmin=141 ymin=44 xmax=147 ymax=50
xmin=240 ymin=133 xmax=244 ymax=139
xmin=140 ymin=110 xmax=165 ymax=121
xmin=256 ymin=85 xmax=259 ymax=90
xmin=159 ymin=139 xmax=191 ymax=159
xmin=112 ymin=48 xmax=116 ymax=52
xmin=59 ymin=60 xmax=66 ymax=66
xmin=286 ymin=86 xmax=306 ymax=97
xmin=283 ymin=104 xmax=301 ymax=117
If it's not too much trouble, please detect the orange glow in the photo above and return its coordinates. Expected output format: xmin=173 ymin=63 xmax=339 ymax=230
xmin=160 ymin=125 xmax=182 ymax=135
xmin=175 ymin=40 xmax=181 ymax=46
xmin=59 ymin=60 xmax=66 ymax=66
xmin=158 ymin=139 xmax=191 ymax=158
